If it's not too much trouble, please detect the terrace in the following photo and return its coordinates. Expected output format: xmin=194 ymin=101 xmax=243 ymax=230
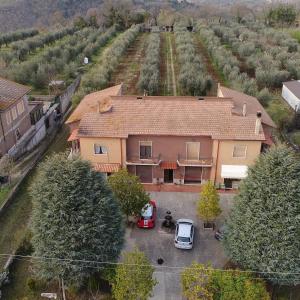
xmin=126 ymin=154 xmax=162 ymax=166
xmin=177 ymin=154 xmax=213 ymax=167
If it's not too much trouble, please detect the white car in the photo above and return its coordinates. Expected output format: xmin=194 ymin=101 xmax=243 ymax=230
xmin=174 ymin=219 xmax=194 ymax=250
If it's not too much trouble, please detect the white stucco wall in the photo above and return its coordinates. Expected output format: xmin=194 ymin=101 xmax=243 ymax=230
xmin=282 ymin=85 xmax=300 ymax=112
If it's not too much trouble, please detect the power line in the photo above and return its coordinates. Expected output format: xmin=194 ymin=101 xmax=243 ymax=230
xmin=0 ymin=253 xmax=299 ymax=277
xmin=7 ymin=256 xmax=300 ymax=283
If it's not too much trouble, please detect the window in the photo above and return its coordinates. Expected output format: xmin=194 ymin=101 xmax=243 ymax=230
xmin=233 ymin=145 xmax=247 ymax=158
xmin=11 ymin=107 xmax=17 ymax=120
xmin=94 ymin=144 xmax=108 ymax=154
xmin=186 ymin=142 xmax=200 ymax=160
xmin=139 ymin=141 xmax=152 ymax=159
xmin=17 ymin=100 xmax=24 ymax=115
xmin=15 ymin=128 xmax=21 ymax=141
xmin=6 ymin=111 xmax=11 ymax=125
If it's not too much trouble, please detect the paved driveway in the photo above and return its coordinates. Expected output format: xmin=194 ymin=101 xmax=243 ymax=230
xmin=123 ymin=192 xmax=235 ymax=300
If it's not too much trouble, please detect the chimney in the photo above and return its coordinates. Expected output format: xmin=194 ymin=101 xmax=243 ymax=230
xmin=98 ymin=98 xmax=113 ymax=114
xmin=255 ymin=111 xmax=262 ymax=135
xmin=242 ymin=103 xmax=247 ymax=117
xmin=217 ymin=82 xmax=222 ymax=97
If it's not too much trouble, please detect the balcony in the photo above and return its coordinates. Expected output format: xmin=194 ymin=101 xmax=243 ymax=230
xmin=126 ymin=154 xmax=162 ymax=166
xmin=177 ymin=154 xmax=213 ymax=167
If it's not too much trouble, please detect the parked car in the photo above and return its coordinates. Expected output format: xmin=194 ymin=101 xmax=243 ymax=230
xmin=174 ymin=219 xmax=194 ymax=250
xmin=137 ymin=200 xmax=157 ymax=228
xmin=215 ymin=225 xmax=226 ymax=241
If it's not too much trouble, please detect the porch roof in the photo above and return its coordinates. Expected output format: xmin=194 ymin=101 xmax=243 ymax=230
xmin=94 ymin=163 xmax=121 ymax=173
xmin=160 ymin=161 xmax=178 ymax=170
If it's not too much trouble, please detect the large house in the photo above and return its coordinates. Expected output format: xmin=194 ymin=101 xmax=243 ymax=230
xmin=282 ymin=80 xmax=300 ymax=112
xmin=66 ymin=84 xmax=276 ymax=188
xmin=0 ymin=77 xmax=32 ymax=157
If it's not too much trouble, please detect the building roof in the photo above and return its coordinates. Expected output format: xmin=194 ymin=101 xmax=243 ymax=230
xmin=66 ymin=84 xmax=123 ymax=125
xmin=67 ymin=129 xmax=79 ymax=142
xmin=218 ymin=86 xmax=276 ymax=128
xmin=283 ymin=80 xmax=300 ymax=99
xmin=0 ymin=77 xmax=31 ymax=111
xmin=78 ymin=97 xmax=266 ymax=141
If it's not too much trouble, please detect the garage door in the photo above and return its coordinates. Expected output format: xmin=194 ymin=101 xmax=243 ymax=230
xmin=136 ymin=166 xmax=153 ymax=183
xmin=185 ymin=167 xmax=202 ymax=183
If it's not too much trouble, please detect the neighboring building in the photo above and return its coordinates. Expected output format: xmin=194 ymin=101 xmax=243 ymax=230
xmin=0 ymin=77 xmax=32 ymax=157
xmin=66 ymin=84 xmax=276 ymax=188
xmin=282 ymin=80 xmax=300 ymax=112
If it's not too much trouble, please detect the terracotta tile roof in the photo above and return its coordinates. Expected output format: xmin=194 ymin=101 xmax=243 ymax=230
xmin=218 ymin=86 xmax=276 ymax=128
xmin=111 ymin=95 xmax=225 ymax=102
xmin=94 ymin=163 xmax=121 ymax=173
xmin=160 ymin=161 xmax=178 ymax=170
xmin=283 ymin=80 xmax=300 ymax=98
xmin=78 ymin=98 xmax=265 ymax=141
xmin=66 ymin=84 xmax=123 ymax=125
xmin=67 ymin=129 xmax=79 ymax=142
xmin=0 ymin=77 xmax=31 ymax=111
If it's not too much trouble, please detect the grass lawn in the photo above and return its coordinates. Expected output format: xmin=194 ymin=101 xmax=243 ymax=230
xmin=0 ymin=185 xmax=11 ymax=207
xmin=285 ymin=28 xmax=300 ymax=43
xmin=0 ymin=125 xmax=69 ymax=273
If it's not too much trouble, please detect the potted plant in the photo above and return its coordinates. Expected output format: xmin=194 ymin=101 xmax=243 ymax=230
xmin=197 ymin=181 xmax=222 ymax=230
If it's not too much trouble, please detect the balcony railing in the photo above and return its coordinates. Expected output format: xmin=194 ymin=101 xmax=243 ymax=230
xmin=177 ymin=154 xmax=213 ymax=167
xmin=126 ymin=154 xmax=162 ymax=166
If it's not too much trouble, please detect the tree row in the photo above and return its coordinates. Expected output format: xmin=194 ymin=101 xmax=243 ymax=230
xmin=137 ymin=33 xmax=161 ymax=95
xmin=1 ymin=27 xmax=76 ymax=64
xmin=197 ymin=23 xmax=272 ymax=106
xmin=73 ymin=25 xmax=140 ymax=106
xmin=4 ymin=26 xmax=117 ymax=90
xmin=210 ymin=21 xmax=300 ymax=91
xmin=175 ymin=27 xmax=212 ymax=96
xmin=0 ymin=28 xmax=39 ymax=48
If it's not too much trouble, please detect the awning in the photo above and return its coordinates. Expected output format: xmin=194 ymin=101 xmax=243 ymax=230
xmin=160 ymin=161 xmax=178 ymax=170
xmin=94 ymin=163 xmax=121 ymax=173
xmin=67 ymin=129 xmax=79 ymax=142
xmin=221 ymin=165 xmax=248 ymax=179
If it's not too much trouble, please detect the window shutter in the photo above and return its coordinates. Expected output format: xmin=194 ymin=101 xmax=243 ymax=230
xmin=187 ymin=143 xmax=200 ymax=160
xmin=233 ymin=145 xmax=247 ymax=158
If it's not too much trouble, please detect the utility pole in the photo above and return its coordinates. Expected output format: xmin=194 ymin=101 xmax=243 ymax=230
xmin=61 ymin=278 xmax=66 ymax=300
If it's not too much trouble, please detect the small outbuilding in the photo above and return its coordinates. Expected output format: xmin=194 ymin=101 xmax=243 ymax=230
xmin=282 ymin=80 xmax=300 ymax=112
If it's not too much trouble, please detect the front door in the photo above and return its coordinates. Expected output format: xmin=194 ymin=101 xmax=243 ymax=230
xmin=164 ymin=169 xmax=173 ymax=183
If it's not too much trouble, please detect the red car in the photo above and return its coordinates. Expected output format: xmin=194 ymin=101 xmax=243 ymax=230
xmin=137 ymin=200 xmax=157 ymax=228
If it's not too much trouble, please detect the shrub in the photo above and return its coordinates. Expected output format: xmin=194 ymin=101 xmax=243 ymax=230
xmin=257 ymin=88 xmax=272 ymax=106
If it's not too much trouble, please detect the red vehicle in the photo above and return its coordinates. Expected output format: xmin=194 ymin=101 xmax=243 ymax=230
xmin=137 ymin=200 xmax=157 ymax=228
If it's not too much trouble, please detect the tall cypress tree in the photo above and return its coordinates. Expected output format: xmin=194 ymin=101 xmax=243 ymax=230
xmin=31 ymin=153 xmax=124 ymax=286
xmin=224 ymin=145 xmax=300 ymax=285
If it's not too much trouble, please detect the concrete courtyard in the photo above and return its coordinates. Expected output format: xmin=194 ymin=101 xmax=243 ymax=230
xmin=123 ymin=191 xmax=235 ymax=300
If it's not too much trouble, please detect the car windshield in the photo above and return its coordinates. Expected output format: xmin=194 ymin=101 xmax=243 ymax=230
xmin=178 ymin=236 xmax=190 ymax=243
xmin=141 ymin=204 xmax=153 ymax=220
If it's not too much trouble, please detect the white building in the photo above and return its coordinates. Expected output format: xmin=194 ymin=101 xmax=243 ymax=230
xmin=282 ymin=80 xmax=300 ymax=112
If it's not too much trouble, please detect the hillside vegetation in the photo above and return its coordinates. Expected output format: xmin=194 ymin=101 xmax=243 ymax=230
xmin=0 ymin=0 xmax=104 ymax=31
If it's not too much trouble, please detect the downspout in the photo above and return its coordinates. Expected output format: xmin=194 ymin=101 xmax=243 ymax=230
xmin=214 ymin=140 xmax=220 ymax=184
xmin=120 ymin=139 xmax=123 ymax=168
xmin=0 ymin=113 xmax=8 ymax=154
